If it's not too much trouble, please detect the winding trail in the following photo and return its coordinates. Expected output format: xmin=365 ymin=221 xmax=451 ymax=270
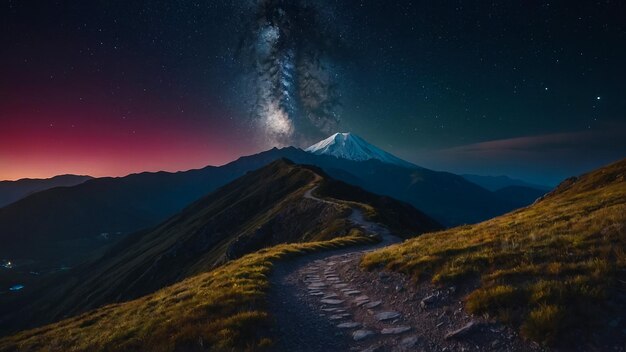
xmin=269 ymin=186 xmax=539 ymax=352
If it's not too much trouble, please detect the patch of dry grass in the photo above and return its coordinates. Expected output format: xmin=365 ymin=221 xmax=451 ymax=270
xmin=0 ymin=231 xmax=375 ymax=352
xmin=362 ymin=159 xmax=626 ymax=345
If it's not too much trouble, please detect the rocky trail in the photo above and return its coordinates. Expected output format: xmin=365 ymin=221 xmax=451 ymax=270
xmin=269 ymin=187 xmax=542 ymax=352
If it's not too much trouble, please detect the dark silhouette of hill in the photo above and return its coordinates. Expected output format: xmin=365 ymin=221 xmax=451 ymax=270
xmin=0 ymin=174 xmax=92 ymax=207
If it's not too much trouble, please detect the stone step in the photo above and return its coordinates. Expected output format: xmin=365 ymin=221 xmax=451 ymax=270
xmin=353 ymin=330 xmax=375 ymax=341
xmin=381 ymin=326 xmax=411 ymax=335
xmin=364 ymin=301 xmax=382 ymax=309
xmin=375 ymin=311 xmax=401 ymax=321
xmin=320 ymin=299 xmax=345 ymax=305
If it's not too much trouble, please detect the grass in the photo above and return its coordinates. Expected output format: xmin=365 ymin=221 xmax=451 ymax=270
xmin=361 ymin=159 xmax=626 ymax=345
xmin=0 ymin=230 xmax=376 ymax=352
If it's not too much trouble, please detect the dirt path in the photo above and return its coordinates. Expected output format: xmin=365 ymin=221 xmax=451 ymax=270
xmin=269 ymin=187 xmax=542 ymax=352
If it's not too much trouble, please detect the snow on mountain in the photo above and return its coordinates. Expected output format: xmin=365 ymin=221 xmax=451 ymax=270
xmin=304 ymin=132 xmax=417 ymax=168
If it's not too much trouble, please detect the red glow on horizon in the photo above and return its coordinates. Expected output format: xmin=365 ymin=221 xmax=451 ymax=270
xmin=0 ymin=104 xmax=259 ymax=181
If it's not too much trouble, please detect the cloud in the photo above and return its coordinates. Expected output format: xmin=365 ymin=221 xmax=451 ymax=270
xmin=411 ymin=125 xmax=626 ymax=185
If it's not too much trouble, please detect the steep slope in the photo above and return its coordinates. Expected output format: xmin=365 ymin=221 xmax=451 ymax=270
xmin=0 ymin=159 xmax=440 ymax=334
xmin=305 ymin=132 xmax=416 ymax=168
xmin=0 ymin=174 xmax=92 ymax=207
xmin=362 ymin=158 xmax=626 ymax=347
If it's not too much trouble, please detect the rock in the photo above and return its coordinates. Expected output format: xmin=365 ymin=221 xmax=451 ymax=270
xmin=381 ymin=326 xmax=411 ymax=334
xmin=420 ymin=294 xmax=436 ymax=308
xmin=491 ymin=339 xmax=501 ymax=348
xmin=329 ymin=314 xmax=348 ymax=320
xmin=337 ymin=322 xmax=361 ymax=329
xmin=321 ymin=299 xmax=345 ymax=305
xmin=353 ymin=330 xmax=375 ymax=341
xmin=400 ymin=335 xmax=419 ymax=347
xmin=444 ymin=321 xmax=481 ymax=340
xmin=375 ymin=311 xmax=401 ymax=321
xmin=395 ymin=284 xmax=404 ymax=292
xmin=365 ymin=300 xmax=382 ymax=309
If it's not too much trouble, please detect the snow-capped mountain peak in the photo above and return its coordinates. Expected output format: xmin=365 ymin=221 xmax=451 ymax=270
xmin=304 ymin=132 xmax=416 ymax=168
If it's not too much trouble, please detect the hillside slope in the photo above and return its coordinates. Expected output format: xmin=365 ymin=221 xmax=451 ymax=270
xmin=0 ymin=235 xmax=376 ymax=352
xmin=362 ymin=158 xmax=626 ymax=347
xmin=0 ymin=159 xmax=440 ymax=335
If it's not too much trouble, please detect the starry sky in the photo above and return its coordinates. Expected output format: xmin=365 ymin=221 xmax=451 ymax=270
xmin=1 ymin=1 xmax=625 ymax=185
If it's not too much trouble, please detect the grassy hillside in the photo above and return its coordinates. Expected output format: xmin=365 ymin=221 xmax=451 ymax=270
xmin=0 ymin=233 xmax=375 ymax=352
xmin=362 ymin=158 xmax=626 ymax=346
xmin=0 ymin=159 xmax=439 ymax=336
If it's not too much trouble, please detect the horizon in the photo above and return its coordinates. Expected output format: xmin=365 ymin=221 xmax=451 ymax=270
xmin=3 ymin=133 xmax=623 ymax=187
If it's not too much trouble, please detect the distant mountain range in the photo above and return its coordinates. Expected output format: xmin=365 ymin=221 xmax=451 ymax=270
xmin=0 ymin=133 xmax=537 ymax=269
xmin=461 ymin=174 xmax=552 ymax=192
xmin=0 ymin=175 xmax=92 ymax=207
xmin=0 ymin=159 xmax=440 ymax=333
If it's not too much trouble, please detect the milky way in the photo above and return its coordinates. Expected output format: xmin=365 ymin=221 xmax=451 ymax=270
xmin=239 ymin=0 xmax=344 ymax=146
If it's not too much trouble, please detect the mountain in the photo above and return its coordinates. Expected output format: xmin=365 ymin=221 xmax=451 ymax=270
xmin=462 ymin=173 xmax=552 ymax=191
xmin=2 ymin=161 xmax=623 ymax=352
xmin=0 ymin=164 xmax=266 ymax=268
xmin=0 ymin=145 xmax=519 ymax=271
xmin=305 ymin=132 xmax=416 ymax=168
xmin=266 ymin=148 xmax=517 ymax=226
xmin=0 ymin=159 xmax=440 ymax=334
xmin=362 ymin=158 xmax=626 ymax=347
xmin=0 ymin=175 xmax=92 ymax=207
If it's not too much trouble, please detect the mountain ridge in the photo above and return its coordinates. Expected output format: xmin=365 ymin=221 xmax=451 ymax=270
xmin=0 ymin=174 xmax=92 ymax=207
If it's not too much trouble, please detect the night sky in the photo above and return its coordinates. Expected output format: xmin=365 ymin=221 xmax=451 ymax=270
xmin=1 ymin=1 xmax=625 ymax=185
